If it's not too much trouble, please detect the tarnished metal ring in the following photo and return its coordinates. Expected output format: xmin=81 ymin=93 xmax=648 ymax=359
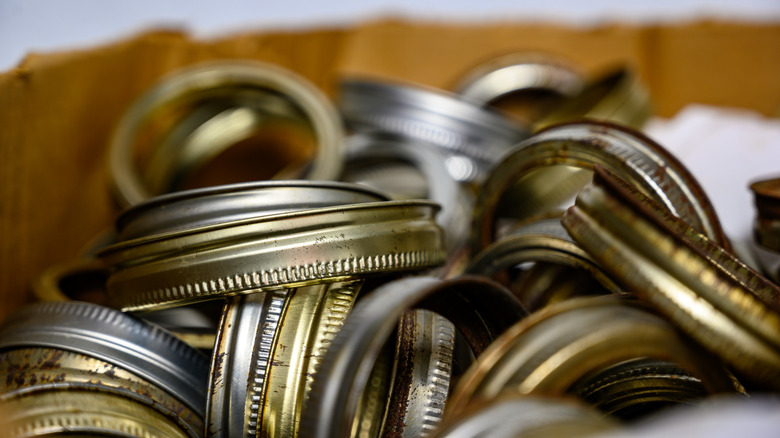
xmin=339 ymin=78 xmax=527 ymax=183
xmin=466 ymin=215 xmax=621 ymax=294
xmin=141 ymin=91 xmax=314 ymax=196
xmin=452 ymin=53 xmax=584 ymax=107
xmin=300 ymin=276 xmax=527 ymax=438
xmin=353 ymin=333 xmax=396 ymax=438
xmin=471 ymin=120 xmax=729 ymax=255
xmin=385 ymin=309 xmax=456 ymax=437
xmin=0 ymin=348 xmax=203 ymax=437
xmin=431 ymin=395 xmax=618 ymax=438
xmin=259 ymin=282 xmax=361 ymax=437
xmin=29 ymin=256 xmax=218 ymax=352
xmin=569 ymin=359 xmax=709 ymax=419
xmin=534 ymin=67 xmax=652 ymax=130
xmin=562 ymin=165 xmax=780 ymax=388
xmin=99 ymin=200 xmax=445 ymax=311
xmin=0 ymin=301 xmax=209 ymax=416
xmin=206 ymin=289 xmax=289 ymax=437
xmin=109 ymin=61 xmax=344 ymax=207
xmin=0 ymin=389 xmax=194 ymax=438
xmin=342 ymin=133 xmax=472 ymax=251
xmin=116 ymin=180 xmax=389 ymax=241
xmin=446 ymin=295 xmax=739 ymax=417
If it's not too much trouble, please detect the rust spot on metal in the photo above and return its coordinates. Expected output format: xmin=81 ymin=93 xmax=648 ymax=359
xmin=382 ymin=311 xmax=417 ymax=437
xmin=104 ymin=365 xmax=118 ymax=379
xmin=39 ymin=349 xmax=64 ymax=370
xmin=3 ymin=349 xmax=67 ymax=389
xmin=50 ymin=373 xmax=66 ymax=383
xmin=8 ymin=366 xmax=26 ymax=387
xmin=213 ymin=351 xmax=227 ymax=380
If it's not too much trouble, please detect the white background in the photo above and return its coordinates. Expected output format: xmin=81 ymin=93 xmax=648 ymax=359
xmin=2 ymin=0 xmax=780 ymax=71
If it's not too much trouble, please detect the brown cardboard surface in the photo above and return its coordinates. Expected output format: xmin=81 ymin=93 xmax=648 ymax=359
xmin=0 ymin=19 xmax=778 ymax=317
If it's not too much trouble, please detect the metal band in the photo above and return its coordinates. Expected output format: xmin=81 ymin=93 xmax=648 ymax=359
xmin=142 ymin=92 xmax=314 ymax=196
xmin=534 ymin=67 xmax=652 ymax=130
xmin=508 ymin=262 xmax=612 ymax=312
xmin=100 ymin=200 xmax=445 ymax=311
xmin=754 ymin=220 xmax=780 ymax=253
xmin=354 ymin=335 xmax=395 ymax=438
xmin=30 ymin=256 xmax=110 ymax=304
xmin=0 ymin=348 xmax=203 ymax=437
xmin=562 ymin=166 xmax=780 ymax=388
xmin=206 ymin=289 xmax=289 ymax=437
xmin=29 ymin=256 xmax=219 ymax=353
xmin=466 ymin=216 xmax=621 ymax=294
xmin=1 ymin=389 xmax=193 ymax=438
xmin=750 ymin=177 xmax=780 ymax=252
xmin=453 ymin=54 xmax=584 ymax=107
xmin=569 ymin=359 xmax=708 ymax=419
xmin=116 ymin=180 xmax=389 ymax=240
xmin=385 ymin=309 xmax=456 ymax=438
xmin=471 ymin=121 xmax=729 ymax=255
xmin=109 ymin=61 xmax=344 ymax=207
xmin=446 ymin=295 xmax=739 ymax=417
xmin=300 ymin=276 xmax=526 ymax=438
xmin=0 ymin=301 xmax=209 ymax=417
xmin=339 ymin=78 xmax=527 ymax=183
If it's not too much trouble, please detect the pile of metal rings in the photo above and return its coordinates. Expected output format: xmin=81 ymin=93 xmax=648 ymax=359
xmin=3 ymin=55 xmax=779 ymax=437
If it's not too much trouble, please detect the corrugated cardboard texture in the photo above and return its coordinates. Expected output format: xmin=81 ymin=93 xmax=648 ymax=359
xmin=0 ymin=19 xmax=778 ymax=316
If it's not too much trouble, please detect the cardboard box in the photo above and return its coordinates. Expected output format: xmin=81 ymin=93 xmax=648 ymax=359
xmin=0 ymin=19 xmax=778 ymax=317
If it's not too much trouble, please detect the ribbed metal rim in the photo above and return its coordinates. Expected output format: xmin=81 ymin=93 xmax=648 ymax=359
xmin=299 ymin=276 xmax=526 ymax=438
xmin=100 ymin=200 xmax=445 ymax=311
xmin=569 ymin=358 xmax=707 ymax=418
xmin=561 ymin=165 xmax=780 ymax=387
xmin=261 ymin=282 xmax=361 ymax=437
xmin=206 ymin=290 xmax=288 ymax=437
xmin=339 ymin=78 xmax=527 ymax=178
xmin=387 ymin=309 xmax=456 ymax=437
xmin=0 ymin=348 xmax=203 ymax=437
xmin=0 ymin=301 xmax=209 ymax=417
